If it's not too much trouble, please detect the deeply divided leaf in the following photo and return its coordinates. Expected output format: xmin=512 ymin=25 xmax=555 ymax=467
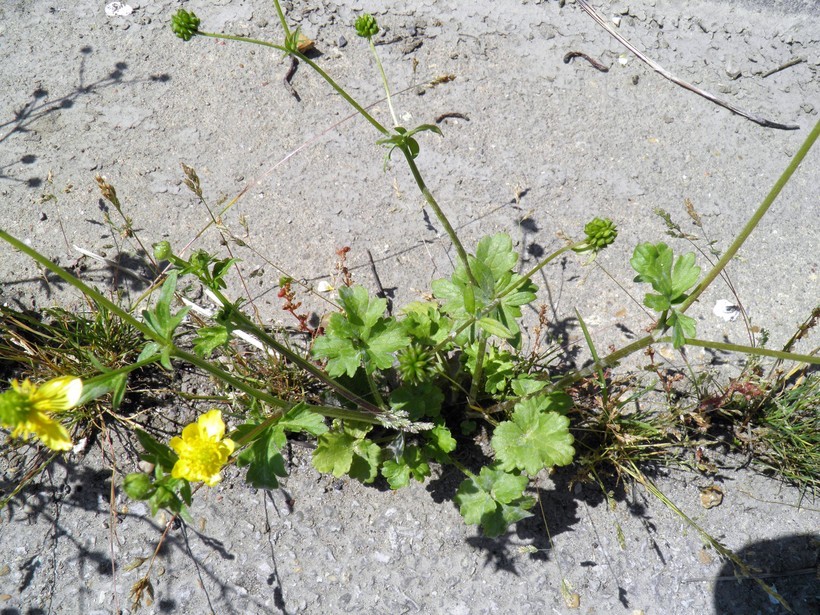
xmin=234 ymin=421 xmax=290 ymax=490
xmin=454 ymin=466 xmax=534 ymax=537
xmin=631 ymin=242 xmax=700 ymax=306
xmin=312 ymin=422 xmax=377 ymax=482
xmin=381 ymin=445 xmax=431 ymax=489
xmin=313 ymin=285 xmax=408 ymax=376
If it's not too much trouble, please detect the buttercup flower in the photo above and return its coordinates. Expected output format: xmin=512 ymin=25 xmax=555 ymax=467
xmin=0 ymin=376 xmax=82 ymax=451
xmin=170 ymin=410 xmax=235 ymax=486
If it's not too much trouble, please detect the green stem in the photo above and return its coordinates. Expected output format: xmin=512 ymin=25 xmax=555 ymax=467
xmin=551 ymin=328 xmax=819 ymax=396
xmin=173 ymin=347 xmax=384 ymax=423
xmin=551 ymin=334 xmax=657 ymax=392
xmin=295 ymin=51 xmax=390 ymax=136
xmin=657 ymin=308 xmax=670 ymax=335
xmin=447 ymin=455 xmax=476 ymax=481
xmin=364 ymin=369 xmax=387 ymax=410
xmin=468 ymin=335 xmax=488 ymax=405
xmin=575 ymin=309 xmax=608 ymax=406
xmin=173 ymin=347 xmax=289 ymax=408
xmin=82 ymin=356 xmax=162 ymax=386
xmin=400 ymin=146 xmax=478 ymax=285
xmin=0 ymin=229 xmax=158 ymax=342
xmin=271 ymin=0 xmax=291 ymax=38
xmin=663 ymin=337 xmax=819 ymax=365
xmin=369 ymin=38 xmax=398 ymax=127
xmin=211 ymin=290 xmax=386 ymax=416
xmin=680 ymin=119 xmax=820 ymax=313
xmin=195 ymin=31 xmax=389 ymax=136
xmin=78 ymin=354 xmax=164 ymax=405
xmin=198 ymin=31 xmax=285 ymax=51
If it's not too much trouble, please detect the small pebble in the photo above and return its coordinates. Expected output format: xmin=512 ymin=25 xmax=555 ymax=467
xmin=338 ymin=35 xmax=347 ymax=48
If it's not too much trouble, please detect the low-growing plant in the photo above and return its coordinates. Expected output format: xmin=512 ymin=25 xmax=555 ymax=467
xmin=1 ymin=2 xmax=818 ymax=610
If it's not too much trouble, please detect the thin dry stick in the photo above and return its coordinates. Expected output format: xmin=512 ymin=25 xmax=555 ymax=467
xmin=103 ymin=428 xmax=123 ymax=615
xmin=575 ymin=0 xmax=799 ymax=130
xmin=762 ymin=57 xmax=804 ymax=79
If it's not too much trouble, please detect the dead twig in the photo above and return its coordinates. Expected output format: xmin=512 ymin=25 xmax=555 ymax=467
xmin=434 ymin=112 xmax=470 ymax=123
xmin=575 ymin=0 xmax=798 ymax=130
xmin=563 ymin=50 xmax=609 ymax=72
xmin=762 ymin=57 xmax=804 ymax=79
xmin=283 ymin=57 xmax=300 ymax=101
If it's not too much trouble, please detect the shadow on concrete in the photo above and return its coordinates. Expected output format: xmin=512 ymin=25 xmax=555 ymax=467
xmin=713 ymin=533 xmax=819 ymax=615
xmin=0 ymin=44 xmax=170 ymax=188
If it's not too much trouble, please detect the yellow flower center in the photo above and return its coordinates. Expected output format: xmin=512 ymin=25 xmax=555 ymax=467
xmin=170 ymin=411 xmax=234 ymax=486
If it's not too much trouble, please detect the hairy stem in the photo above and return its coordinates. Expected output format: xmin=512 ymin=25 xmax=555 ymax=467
xmin=668 ymin=338 xmax=820 ymax=365
xmin=401 ymin=146 xmax=478 ymax=285
xmin=369 ymin=38 xmax=399 ymax=127
xmin=468 ymin=335 xmax=488 ymax=405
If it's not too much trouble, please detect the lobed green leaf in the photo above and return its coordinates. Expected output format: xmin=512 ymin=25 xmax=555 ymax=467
xmin=491 ymin=396 xmax=575 ymax=475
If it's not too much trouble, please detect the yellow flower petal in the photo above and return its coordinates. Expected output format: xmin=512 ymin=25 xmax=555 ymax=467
xmin=221 ymin=438 xmax=236 ymax=456
xmin=198 ymin=409 xmax=226 ymax=440
xmin=11 ymin=411 xmax=73 ymax=451
xmin=32 ymin=376 xmax=83 ymax=412
xmin=169 ymin=435 xmax=185 ymax=456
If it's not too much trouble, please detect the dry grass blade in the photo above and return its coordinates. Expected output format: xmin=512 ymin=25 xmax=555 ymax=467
xmin=621 ymin=461 xmax=794 ymax=612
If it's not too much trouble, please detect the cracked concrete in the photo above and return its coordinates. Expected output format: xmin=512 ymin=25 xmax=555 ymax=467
xmin=1 ymin=1 xmax=818 ymax=613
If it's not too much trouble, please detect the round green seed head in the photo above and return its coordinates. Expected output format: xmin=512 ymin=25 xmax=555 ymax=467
xmin=583 ymin=217 xmax=618 ymax=251
xmin=171 ymin=9 xmax=201 ymax=41
xmin=354 ymin=14 xmax=379 ymax=39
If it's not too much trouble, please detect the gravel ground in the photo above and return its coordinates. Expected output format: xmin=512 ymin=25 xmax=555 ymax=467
xmin=1 ymin=1 xmax=818 ymax=613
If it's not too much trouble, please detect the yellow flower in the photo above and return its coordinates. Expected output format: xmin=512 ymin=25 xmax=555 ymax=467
xmin=170 ymin=410 xmax=235 ymax=486
xmin=0 ymin=376 xmax=82 ymax=451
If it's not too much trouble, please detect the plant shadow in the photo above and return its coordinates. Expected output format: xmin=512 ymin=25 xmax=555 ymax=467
xmin=0 ymin=45 xmax=170 ymax=188
xmin=713 ymin=533 xmax=819 ymax=615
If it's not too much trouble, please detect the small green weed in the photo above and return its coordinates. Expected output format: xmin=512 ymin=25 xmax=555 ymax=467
xmin=0 ymin=4 xmax=818 ymax=612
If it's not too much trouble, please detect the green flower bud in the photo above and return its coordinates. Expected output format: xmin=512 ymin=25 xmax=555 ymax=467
xmin=354 ymin=14 xmax=379 ymax=39
xmin=575 ymin=217 xmax=618 ymax=253
xmin=397 ymin=343 xmax=437 ymax=384
xmin=171 ymin=9 xmax=201 ymax=41
xmin=153 ymin=241 xmax=172 ymax=261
